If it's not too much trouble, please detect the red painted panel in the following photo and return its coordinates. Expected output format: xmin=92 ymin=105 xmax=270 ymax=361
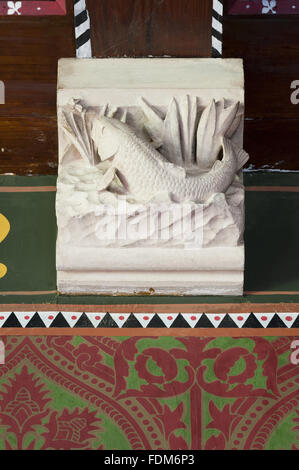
xmin=0 ymin=0 xmax=66 ymax=16
xmin=228 ymin=0 xmax=299 ymax=15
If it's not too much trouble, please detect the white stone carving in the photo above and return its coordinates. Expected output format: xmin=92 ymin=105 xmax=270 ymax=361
xmin=56 ymin=58 xmax=247 ymax=295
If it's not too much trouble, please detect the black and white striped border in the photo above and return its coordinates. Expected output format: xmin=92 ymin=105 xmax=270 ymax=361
xmin=212 ymin=0 xmax=223 ymax=58
xmin=74 ymin=0 xmax=92 ymax=58
xmin=0 ymin=312 xmax=298 ymax=329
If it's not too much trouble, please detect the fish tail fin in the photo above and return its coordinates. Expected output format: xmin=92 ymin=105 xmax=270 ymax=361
xmin=235 ymin=146 xmax=249 ymax=171
xmin=222 ymin=137 xmax=249 ymax=171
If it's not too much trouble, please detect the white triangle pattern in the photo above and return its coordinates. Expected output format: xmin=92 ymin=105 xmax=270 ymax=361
xmin=253 ymin=313 xmax=275 ymax=328
xmin=85 ymin=312 xmax=106 ymax=328
xmin=0 ymin=311 xmax=297 ymax=328
xmin=0 ymin=312 xmax=12 ymax=327
xmin=181 ymin=313 xmax=202 ymax=327
xmin=60 ymin=312 xmax=82 ymax=328
xmin=157 ymin=313 xmax=179 ymax=328
xmin=38 ymin=312 xmax=60 ymax=328
xmin=205 ymin=313 xmax=226 ymax=327
xmin=133 ymin=314 xmax=155 ymax=328
xmin=17 ymin=312 xmax=35 ymax=327
xmin=276 ymin=313 xmax=297 ymax=328
xmin=229 ymin=313 xmax=251 ymax=328
xmin=110 ymin=313 xmax=131 ymax=327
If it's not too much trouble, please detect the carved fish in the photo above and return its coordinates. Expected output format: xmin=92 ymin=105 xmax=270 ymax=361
xmin=91 ymin=116 xmax=249 ymax=203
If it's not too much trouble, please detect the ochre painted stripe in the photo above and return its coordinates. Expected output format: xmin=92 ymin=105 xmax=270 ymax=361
xmin=0 ymin=328 xmax=297 ymax=337
xmin=1 ymin=303 xmax=299 ymax=313
xmin=0 ymin=291 xmax=57 ymax=296
xmin=246 ymin=186 xmax=299 ymax=192
xmin=0 ymin=187 xmax=56 ymax=192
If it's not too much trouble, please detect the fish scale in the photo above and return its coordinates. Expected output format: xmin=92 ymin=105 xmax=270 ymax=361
xmin=92 ymin=117 xmax=249 ymax=203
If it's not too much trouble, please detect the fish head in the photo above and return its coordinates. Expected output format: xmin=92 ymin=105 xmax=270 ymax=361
xmin=91 ymin=116 xmax=123 ymax=161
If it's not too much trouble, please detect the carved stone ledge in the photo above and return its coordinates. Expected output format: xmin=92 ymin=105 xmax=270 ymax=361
xmin=56 ymin=58 xmax=246 ymax=296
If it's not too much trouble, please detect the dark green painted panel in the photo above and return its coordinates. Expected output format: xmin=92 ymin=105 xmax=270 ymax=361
xmin=0 ymin=192 xmax=57 ymax=293
xmin=1 ymin=172 xmax=299 ymax=187
xmin=1 ymin=293 xmax=299 ymax=305
xmin=0 ymin=175 xmax=57 ymax=187
xmin=0 ymin=294 xmax=57 ymax=304
xmin=0 ymin=173 xmax=299 ymax=305
xmin=245 ymin=191 xmax=299 ymax=292
xmin=56 ymin=294 xmax=299 ymax=305
xmin=244 ymin=171 xmax=299 ymax=186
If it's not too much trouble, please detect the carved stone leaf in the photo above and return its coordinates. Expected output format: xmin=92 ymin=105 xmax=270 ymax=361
xmin=61 ymin=101 xmax=125 ymax=167
xmin=61 ymin=102 xmax=96 ymax=166
xmin=161 ymin=97 xmax=183 ymax=165
xmin=139 ymin=97 xmax=164 ymax=148
xmin=196 ymin=99 xmax=217 ymax=169
xmin=179 ymin=95 xmax=198 ymax=166
xmin=216 ymin=99 xmax=240 ymax=136
xmin=196 ymin=99 xmax=240 ymax=170
xmin=140 ymin=95 xmax=243 ymax=170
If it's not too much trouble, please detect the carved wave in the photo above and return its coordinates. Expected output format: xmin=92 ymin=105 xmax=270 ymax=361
xmin=57 ymin=97 xmax=246 ymax=249
xmin=56 ymin=164 xmax=244 ymax=248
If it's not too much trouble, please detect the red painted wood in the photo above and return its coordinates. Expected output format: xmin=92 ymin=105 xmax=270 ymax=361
xmin=228 ymin=0 xmax=299 ymax=15
xmin=0 ymin=1 xmax=66 ymax=16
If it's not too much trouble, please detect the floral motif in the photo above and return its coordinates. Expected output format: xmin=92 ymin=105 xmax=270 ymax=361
xmin=0 ymin=336 xmax=297 ymax=450
xmin=7 ymin=1 xmax=22 ymax=15
xmin=114 ymin=337 xmax=280 ymax=400
xmin=42 ymin=409 xmax=103 ymax=450
xmin=262 ymin=0 xmax=277 ymax=14
xmin=155 ymin=403 xmax=186 ymax=440
xmin=0 ymin=365 xmax=103 ymax=450
xmin=135 ymin=348 xmax=179 ymax=386
xmin=113 ymin=337 xmax=194 ymax=399
xmin=196 ymin=337 xmax=280 ymax=398
xmin=0 ymin=1 xmax=66 ymax=17
xmin=205 ymin=401 xmax=241 ymax=449
xmin=228 ymin=0 xmax=297 ymax=15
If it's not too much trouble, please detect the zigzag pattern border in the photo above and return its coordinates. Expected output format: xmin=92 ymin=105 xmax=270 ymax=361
xmin=212 ymin=0 xmax=223 ymax=57
xmin=0 ymin=312 xmax=298 ymax=328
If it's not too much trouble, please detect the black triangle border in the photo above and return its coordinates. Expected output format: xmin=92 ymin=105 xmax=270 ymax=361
xmin=0 ymin=311 xmax=297 ymax=329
